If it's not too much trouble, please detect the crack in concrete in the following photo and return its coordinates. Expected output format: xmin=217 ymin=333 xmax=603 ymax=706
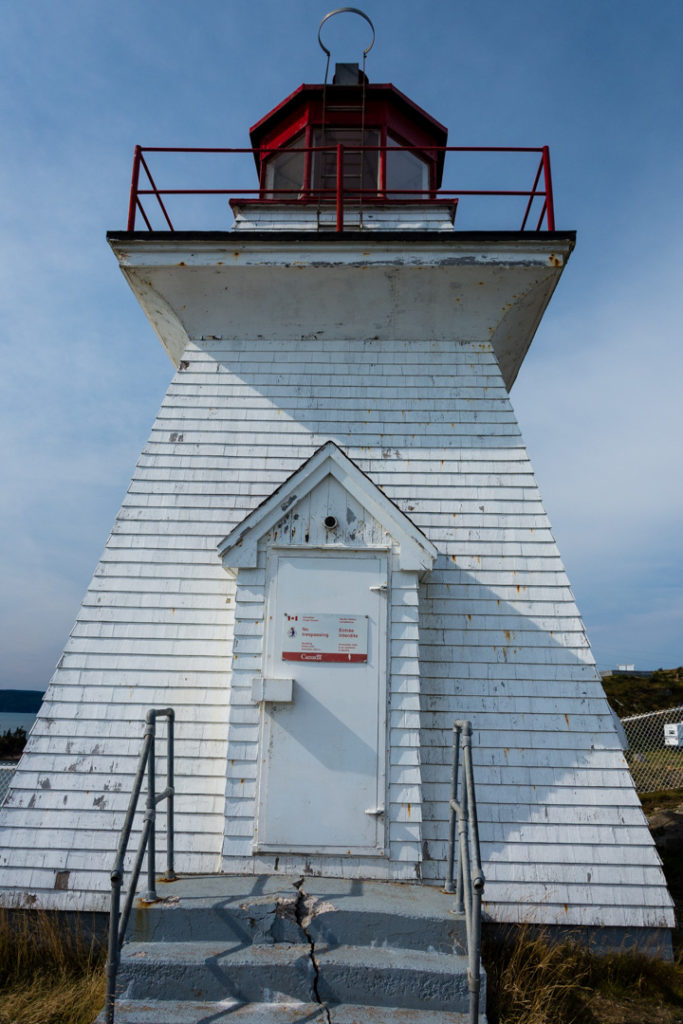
xmin=293 ymin=876 xmax=333 ymax=1024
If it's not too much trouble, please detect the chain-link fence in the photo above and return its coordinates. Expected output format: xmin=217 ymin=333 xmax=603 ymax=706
xmin=621 ymin=705 xmax=683 ymax=793
xmin=0 ymin=762 xmax=16 ymax=806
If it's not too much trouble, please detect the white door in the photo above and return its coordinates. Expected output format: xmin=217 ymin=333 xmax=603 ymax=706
xmin=256 ymin=552 xmax=386 ymax=855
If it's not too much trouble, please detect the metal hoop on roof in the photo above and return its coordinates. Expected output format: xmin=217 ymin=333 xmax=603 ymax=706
xmin=317 ymin=8 xmax=375 ymax=60
xmin=317 ymin=8 xmax=375 ymax=230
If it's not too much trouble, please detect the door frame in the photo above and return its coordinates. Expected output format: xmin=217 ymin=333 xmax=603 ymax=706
xmin=253 ymin=546 xmax=389 ymax=857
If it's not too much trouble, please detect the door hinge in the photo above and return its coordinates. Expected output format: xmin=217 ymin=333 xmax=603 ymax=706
xmin=369 ymin=583 xmax=387 ymax=593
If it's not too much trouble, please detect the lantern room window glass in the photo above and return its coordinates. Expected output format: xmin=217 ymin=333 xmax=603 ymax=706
xmin=261 ymin=128 xmax=433 ymax=203
xmin=385 ymin=135 xmax=430 ymax=198
xmin=264 ymin=135 xmax=305 ymax=199
xmin=312 ymin=129 xmax=380 ymax=197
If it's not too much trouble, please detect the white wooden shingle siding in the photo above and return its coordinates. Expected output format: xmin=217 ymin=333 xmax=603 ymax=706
xmin=0 ymin=242 xmax=673 ymax=931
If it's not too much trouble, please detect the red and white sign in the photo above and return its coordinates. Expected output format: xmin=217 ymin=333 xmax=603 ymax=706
xmin=282 ymin=613 xmax=368 ymax=663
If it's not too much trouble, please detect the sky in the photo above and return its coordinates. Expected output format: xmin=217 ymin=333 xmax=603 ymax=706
xmin=0 ymin=0 xmax=682 ymax=689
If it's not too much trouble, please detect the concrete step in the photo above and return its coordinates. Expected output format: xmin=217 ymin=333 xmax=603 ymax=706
xmin=118 ymin=940 xmax=477 ymax=1014
xmin=128 ymin=875 xmax=467 ymax=955
xmin=119 ymin=942 xmax=316 ymax=1004
xmin=328 ymin=1004 xmax=482 ymax=1023
xmin=100 ymin=998 xmax=480 ymax=1023
xmin=316 ymin=946 xmax=473 ymax=1013
xmin=303 ymin=878 xmax=466 ymax=956
xmin=106 ymin=877 xmax=487 ymax=1023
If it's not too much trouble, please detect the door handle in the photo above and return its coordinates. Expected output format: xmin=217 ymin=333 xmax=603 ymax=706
xmin=365 ymin=806 xmax=385 ymax=816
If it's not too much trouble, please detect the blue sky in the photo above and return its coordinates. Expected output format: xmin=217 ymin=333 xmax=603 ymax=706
xmin=1 ymin=0 xmax=682 ymax=688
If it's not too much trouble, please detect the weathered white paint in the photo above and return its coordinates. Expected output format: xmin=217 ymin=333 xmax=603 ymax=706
xmin=113 ymin=236 xmax=570 ymax=388
xmin=0 ymin=229 xmax=673 ymax=937
xmin=218 ymin=441 xmax=437 ymax=574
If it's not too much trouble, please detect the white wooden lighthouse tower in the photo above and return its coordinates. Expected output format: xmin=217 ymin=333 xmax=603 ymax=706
xmin=0 ymin=26 xmax=674 ymax=953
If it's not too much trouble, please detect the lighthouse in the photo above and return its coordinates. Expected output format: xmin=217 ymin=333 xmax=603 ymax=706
xmin=0 ymin=18 xmax=674 ymax=962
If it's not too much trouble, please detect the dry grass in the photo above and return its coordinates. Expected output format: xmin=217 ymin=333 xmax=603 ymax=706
xmin=0 ymin=909 xmax=105 ymax=1024
xmin=483 ymin=788 xmax=683 ymax=1023
xmin=483 ymin=925 xmax=683 ymax=1024
xmin=483 ymin=926 xmax=593 ymax=1024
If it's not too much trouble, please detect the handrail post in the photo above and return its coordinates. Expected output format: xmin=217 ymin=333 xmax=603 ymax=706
xmin=445 ymin=719 xmax=484 ymax=1024
xmin=542 ymin=145 xmax=555 ymax=230
xmin=105 ymin=708 xmax=176 ymax=1024
xmin=464 ymin=736 xmax=484 ymax=895
xmin=457 ymin=791 xmax=472 ymax=924
xmin=257 ymin=147 xmax=266 ymax=195
xmin=165 ymin=709 xmax=176 ymax=880
xmin=104 ymin=874 xmax=121 ymax=1024
xmin=145 ymin=710 xmax=157 ymax=902
xmin=336 ymin=144 xmax=344 ymax=232
xmin=520 ymin=155 xmax=544 ymax=231
xmin=445 ymin=722 xmax=461 ymax=895
xmin=455 ymin=760 xmax=466 ymax=915
xmin=127 ymin=146 xmax=142 ymax=231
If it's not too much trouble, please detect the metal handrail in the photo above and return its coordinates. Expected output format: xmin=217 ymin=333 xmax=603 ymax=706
xmin=104 ymin=708 xmax=176 ymax=1024
xmin=124 ymin=143 xmax=556 ymax=232
xmin=444 ymin=720 xmax=485 ymax=1024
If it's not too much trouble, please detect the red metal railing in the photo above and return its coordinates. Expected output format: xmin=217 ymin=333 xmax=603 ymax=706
xmin=126 ymin=144 xmax=555 ymax=233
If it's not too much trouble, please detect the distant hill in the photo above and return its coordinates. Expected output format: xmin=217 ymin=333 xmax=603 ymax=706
xmin=603 ymin=668 xmax=683 ymax=718
xmin=0 ymin=689 xmax=44 ymax=714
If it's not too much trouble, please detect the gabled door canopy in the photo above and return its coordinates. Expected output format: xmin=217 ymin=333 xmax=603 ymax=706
xmin=218 ymin=441 xmax=437 ymax=574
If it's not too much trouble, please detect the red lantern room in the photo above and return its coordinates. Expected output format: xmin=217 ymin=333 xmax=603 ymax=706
xmin=248 ymin=62 xmax=448 ymax=205
xmin=124 ymin=8 xmax=555 ymax=233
